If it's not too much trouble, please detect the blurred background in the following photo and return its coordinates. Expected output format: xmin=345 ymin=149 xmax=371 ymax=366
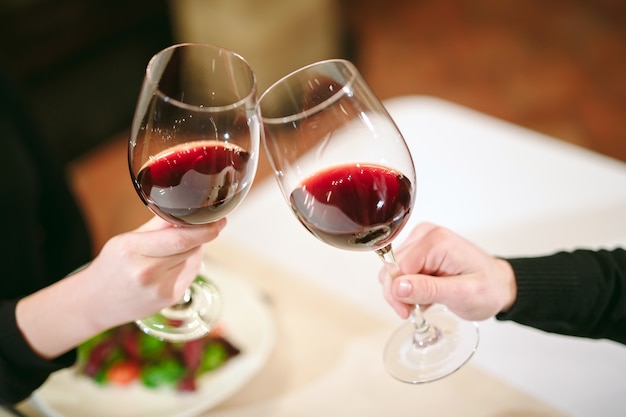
xmin=1 ymin=0 xmax=625 ymax=249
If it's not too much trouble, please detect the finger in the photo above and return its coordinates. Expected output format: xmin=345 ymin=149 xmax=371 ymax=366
xmin=148 ymin=246 xmax=204 ymax=304
xmin=172 ymin=248 xmax=204 ymax=296
xmin=377 ymin=222 xmax=439 ymax=284
xmin=391 ymin=274 xmax=440 ymax=306
xmin=392 ymin=223 xmax=444 ymax=275
xmin=380 ymin=270 xmax=414 ymax=319
xmin=390 ymin=296 xmax=413 ymax=319
xmin=135 ymin=219 xmax=226 ymax=258
xmin=391 ymin=273 xmax=477 ymax=318
xmin=136 ymin=216 xmax=227 ymax=233
xmin=396 ymin=225 xmax=468 ymax=277
xmin=394 ymin=222 xmax=439 ymax=257
xmin=126 ymin=245 xmax=205 ymax=308
xmin=136 ymin=216 xmax=172 ymax=232
xmin=129 ymin=245 xmax=201 ymax=285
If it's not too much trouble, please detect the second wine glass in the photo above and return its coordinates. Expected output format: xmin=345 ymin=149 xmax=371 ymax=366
xmin=128 ymin=43 xmax=260 ymax=341
xmin=260 ymin=59 xmax=479 ymax=383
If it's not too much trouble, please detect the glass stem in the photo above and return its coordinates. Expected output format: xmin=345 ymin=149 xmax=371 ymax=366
xmin=172 ymin=287 xmax=193 ymax=309
xmin=377 ymin=244 xmax=441 ymax=347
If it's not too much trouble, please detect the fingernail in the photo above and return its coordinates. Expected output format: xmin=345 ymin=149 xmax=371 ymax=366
xmin=397 ymin=279 xmax=412 ymax=297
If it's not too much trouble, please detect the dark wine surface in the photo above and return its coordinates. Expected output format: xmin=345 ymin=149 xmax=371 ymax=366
xmin=289 ymin=163 xmax=413 ymax=251
xmin=136 ymin=140 xmax=251 ymax=225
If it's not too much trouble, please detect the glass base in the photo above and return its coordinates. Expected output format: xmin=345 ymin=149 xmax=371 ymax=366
xmin=383 ymin=304 xmax=479 ymax=384
xmin=136 ymin=276 xmax=222 ymax=342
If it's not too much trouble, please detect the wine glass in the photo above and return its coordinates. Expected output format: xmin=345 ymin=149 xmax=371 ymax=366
xmin=128 ymin=43 xmax=260 ymax=341
xmin=260 ymin=59 xmax=479 ymax=383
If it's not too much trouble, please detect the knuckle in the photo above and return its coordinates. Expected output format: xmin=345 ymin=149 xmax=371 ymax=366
xmin=133 ymin=264 xmax=156 ymax=286
xmin=168 ymin=233 xmax=192 ymax=254
xmin=420 ymin=278 xmax=439 ymax=304
xmin=428 ymin=224 xmax=454 ymax=241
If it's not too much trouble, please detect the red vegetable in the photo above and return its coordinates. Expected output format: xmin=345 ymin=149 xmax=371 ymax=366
xmin=106 ymin=360 xmax=141 ymax=385
xmin=177 ymin=374 xmax=197 ymax=392
xmin=84 ymin=338 xmax=116 ymax=377
xmin=78 ymin=323 xmax=240 ymax=392
xmin=119 ymin=326 xmax=140 ymax=359
xmin=182 ymin=339 xmax=204 ymax=372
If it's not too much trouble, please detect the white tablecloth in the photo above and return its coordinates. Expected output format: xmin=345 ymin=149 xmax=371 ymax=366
xmin=220 ymin=96 xmax=626 ymax=417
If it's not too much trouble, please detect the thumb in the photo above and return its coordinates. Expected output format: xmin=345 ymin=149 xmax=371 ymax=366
xmin=392 ymin=274 xmax=441 ymax=307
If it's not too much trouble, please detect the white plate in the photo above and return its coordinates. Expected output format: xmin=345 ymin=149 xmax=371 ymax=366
xmin=32 ymin=260 xmax=276 ymax=417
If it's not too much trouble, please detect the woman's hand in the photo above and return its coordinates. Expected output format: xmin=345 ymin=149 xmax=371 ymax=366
xmin=83 ymin=216 xmax=227 ymax=328
xmin=379 ymin=223 xmax=517 ymax=321
xmin=16 ymin=216 xmax=226 ymax=358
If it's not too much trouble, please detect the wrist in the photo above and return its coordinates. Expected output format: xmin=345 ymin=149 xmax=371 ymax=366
xmin=496 ymin=258 xmax=517 ymax=313
xmin=15 ymin=270 xmax=106 ymax=359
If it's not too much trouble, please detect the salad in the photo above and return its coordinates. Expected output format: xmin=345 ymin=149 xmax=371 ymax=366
xmin=77 ymin=323 xmax=240 ymax=392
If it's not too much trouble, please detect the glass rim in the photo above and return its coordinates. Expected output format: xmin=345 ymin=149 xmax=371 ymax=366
xmin=145 ymin=42 xmax=258 ymax=113
xmin=260 ymin=58 xmax=358 ymax=124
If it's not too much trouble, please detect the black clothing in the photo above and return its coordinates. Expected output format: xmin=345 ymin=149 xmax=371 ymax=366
xmin=0 ymin=301 xmax=76 ymax=405
xmin=499 ymin=248 xmax=626 ymax=345
xmin=0 ymin=71 xmax=92 ymax=404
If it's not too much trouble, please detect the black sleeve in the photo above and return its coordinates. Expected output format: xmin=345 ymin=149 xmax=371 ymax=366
xmin=0 ymin=68 xmax=91 ymax=404
xmin=497 ymin=248 xmax=626 ymax=345
xmin=0 ymin=301 xmax=76 ymax=405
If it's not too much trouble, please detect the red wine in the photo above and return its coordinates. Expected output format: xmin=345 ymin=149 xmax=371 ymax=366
xmin=136 ymin=140 xmax=251 ymax=225
xmin=289 ymin=163 xmax=413 ymax=251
